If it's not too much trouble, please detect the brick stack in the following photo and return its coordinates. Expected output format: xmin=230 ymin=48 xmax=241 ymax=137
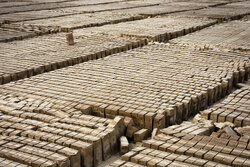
xmin=108 ymin=120 xmax=250 ymax=167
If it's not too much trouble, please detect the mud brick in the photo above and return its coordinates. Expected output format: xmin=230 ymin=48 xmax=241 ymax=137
xmin=165 ymin=153 xmax=178 ymax=161
xmin=204 ymin=161 xmax=218 ymax=167
xmin=137 ymin=111 xmax=146 ymax=128
xmin=75 ymin=104 xmax=92 ymax=115
xmin=214 ymin=153 xmax=226 ymax=163
xmin=185 ymin=140 xmax=197 ymax=147
xmin=156 ymin=152 xmax=170 ymax=159
xmin=49 ymin=153 xmax=71 ymax=167
xmin=156 ymin=159 xmax=172 ymax=167
xmin=131 ymin=110 xmax=140 ymax=126
xmin=175 ymin=155 xmax=189 ymax=162
xmin=235 ymin=116 xmax=244 ymax=127
xmin=237 ymin=142 xmax=247 ymax=149
xmin=57 ymin=147 xmax=80 ymax=167
xmin=226 ymin=112 xmax=240 ymax=123
xmin=66 ymin=33 xmax=74 ymax=45
xmin=131 ymin=153 xmax=144 ymax=164
xmin=71 ymin=141 xmax=93 ymax=167
xmin=212 ymin=145 xmax=224 ymax=152
xmin=131 ymin=147 xmax=145 ymax=153
xmin=240 ymin=150 xmax=250 ymax=158
xmin=139 ymin=155 xmax=153 ymax=166
xmin=106 ymin=128 xmax=117 ymax=155
xmin=120 ymin=108 xmax=133 ymax=118
xmin=121 ymin=151 xmax=137 ymax=162
xmin=228 ymin=140 xmax=238 ymax=148
xmin=168 ymin=161 xmax=189 ymax=167
xmin=218 ymin=111 xmax=230 ymax=122
xmin=231 ymin=148 xmax=244 ymax=157
xmin=242 ymin=117 xmax=250 ymax=126
xmin=193 ymin=159 xmax=208 ymax=166
xmin=166 ymin=144 xmax=181 ymax=153
xmin=195 ymin=142 xmax=206 ymax=149
xmin=165 ymin=107 xmax=176 ymax=125
xmin=151 ymin=140 xmax=164 ymax=150
xmin=221 ymin=147 xmax=233 ymax=154
xmin=140 ymin=148 xmax=154 ymax=155
xmin=194 ymin=149 xmax=208 ymax=159
xmin=126 ymin=125 xmax=139 ymax=139
xmin=142 ymin=140 xmax=152 ymax=148
xmin=148 ymin=157 xmax=163 ymax=167
xmin=238 ymin=136 xmax=249 ymax=143
xmin=97 ymin=132 xmax=111 ymax=160
xmin=159 ymin=143 xmax=172 ymax=152
xmin=110 ymin=159 xmax=126 ymax=167
xmin=185 ymin=147 xmax=198 ymax=157
xmin=175 ymin=146 xmax=189 ymax=155
xmin=123 ymin=116 xmax=134 ymax=127
xmin=222 ymin=154 xmax=236 ymax=166
xmin=210 ymin=110 xmax=220 ymax=122
xmin=105 ymin=105 xmax=119 ymax=119
xmin=134 ymin=129 xmax=150 ymax=143
xmin=148 ymin=150 xmax=161 ymax=157
xmin=153 ymin=114 xmax=165 ymax=129
xmin=232 ymin=157 xmax=246 ymax=167
xmin=120 ymin=136 xmax=129 ymax=155
xmin=243 ymin=159 xmax=250 ymax=167
xmin=184 ymin=156 xmax=197 ymax=165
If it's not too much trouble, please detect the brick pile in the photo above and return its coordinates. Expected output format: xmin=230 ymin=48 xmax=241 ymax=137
xmin=201 ymin=84 xmax=250 ymax=127
xmin=170 ymin=3 xmax=250 ymax=21
xmin=0 ymin=29 xmax=147 ymax=84
xmin=170 ymin=20 xmax=250 ymax=52
xmin=0 ymin=95 xmax=124 ymax=167
xmin=0 ymin=0 xmax=124 ymax=15
xmin=109 ymin=120 xmax=250 ymax=167
xmin=0 ymin=16 xmax=217 ymax=84
xmin=0 ymin=43 xmax=249 ymax=130
xmin=22 ymin=12 xmax=144 ymax=31
xmin=90 ymin=16 xmax=217 ymax=42
xmin=0 ymin=23 xmax=61 ymax=42
xmin=0 ymin=1 xmax=158 ymax=23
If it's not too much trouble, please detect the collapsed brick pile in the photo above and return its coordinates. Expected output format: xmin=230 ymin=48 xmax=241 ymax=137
xmin=113 ymin=130 xmax=250 ymax=167
xmin=0 ymin=96 xmax=125 ymax=167
xmin=201 ymin=85 xmax=250 ymax=127
xmin=111 ymin=83 xmax=250 ymax=167
xmin=111 ymin=109 xmax=250 ymax=167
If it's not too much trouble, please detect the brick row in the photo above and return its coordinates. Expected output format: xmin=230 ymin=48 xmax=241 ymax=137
xmin=170 ymin=20 xmax=250 ymax=52
xmin=201 ymin=85 xmax=250 ymax=127
xmin=0 ymin=29 xmax=147 ymax=84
